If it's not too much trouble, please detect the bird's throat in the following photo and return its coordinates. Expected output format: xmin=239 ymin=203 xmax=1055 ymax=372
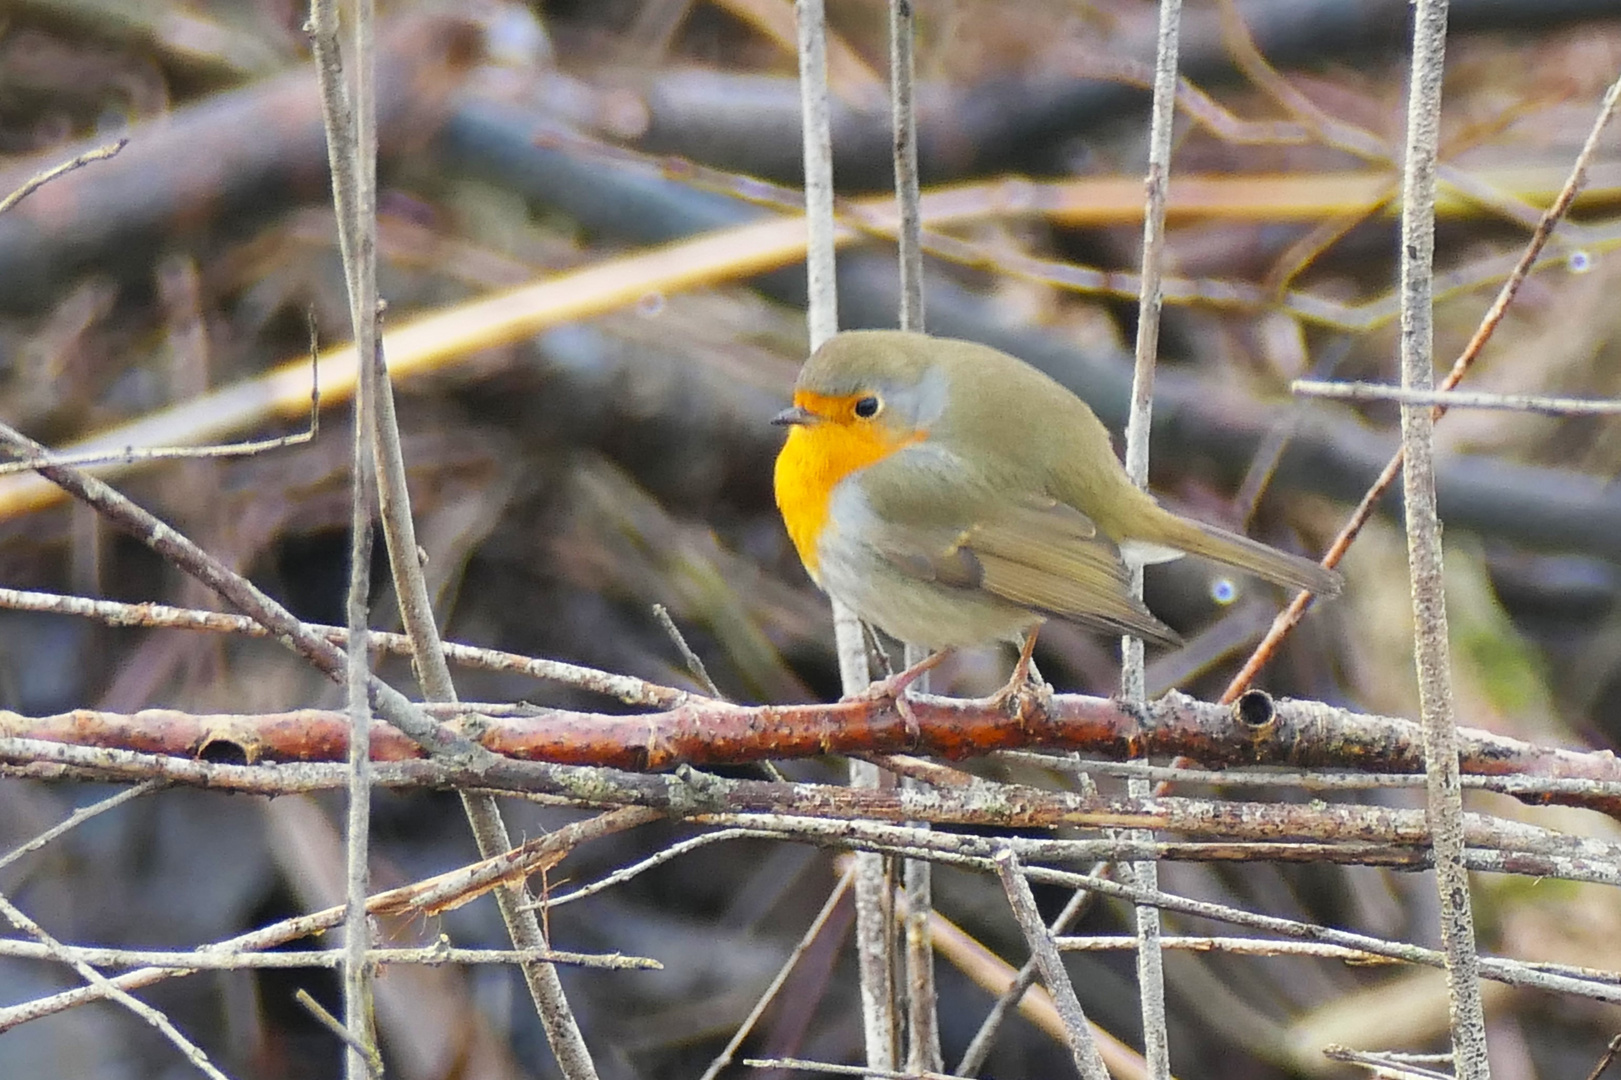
xmin=773 ymin=420 xmax=921 ymax=580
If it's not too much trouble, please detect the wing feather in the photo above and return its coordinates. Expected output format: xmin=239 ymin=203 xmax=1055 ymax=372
xmin=857 ymin=460 xmax=1181 ymax=646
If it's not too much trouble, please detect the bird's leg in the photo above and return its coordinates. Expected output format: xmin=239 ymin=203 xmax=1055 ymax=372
xmin=861 ymin=620 xmax=896 ymax=678
xmin=852 ymin=647 xmax=944 ymax=701
xmin=1010 ymin=628 xmax=1041 ymax=686
xmin=990 ymin=627 xmax=1044 ymax=711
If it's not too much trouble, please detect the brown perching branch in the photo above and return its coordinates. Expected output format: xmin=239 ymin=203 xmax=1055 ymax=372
xmin=12 ymin=688 xmax=1619 ymax=809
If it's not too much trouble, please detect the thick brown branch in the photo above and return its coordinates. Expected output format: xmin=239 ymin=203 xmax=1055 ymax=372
xmin=1 ymin=688 xmax=1617 ymax=816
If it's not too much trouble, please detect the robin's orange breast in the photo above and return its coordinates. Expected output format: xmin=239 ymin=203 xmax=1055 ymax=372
xmin=773 ymin=391 xmax=923 ymax=582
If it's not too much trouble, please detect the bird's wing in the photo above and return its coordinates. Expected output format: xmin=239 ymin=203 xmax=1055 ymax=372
xmin=855 ymin=449 xmax=1181 ymax=646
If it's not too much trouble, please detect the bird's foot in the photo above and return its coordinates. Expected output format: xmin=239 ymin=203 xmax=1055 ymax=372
xmin=988 ymin=629 xmax=1045 ymax=714
xmin=846 ymin=649 xmax=945 ymax=746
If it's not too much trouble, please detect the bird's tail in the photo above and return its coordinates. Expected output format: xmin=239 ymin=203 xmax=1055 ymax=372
xmin=1161 ymin=517 xmax=1343 ymax=597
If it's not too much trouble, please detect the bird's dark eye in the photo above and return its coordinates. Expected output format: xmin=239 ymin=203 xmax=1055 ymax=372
xmin=853 ymin=395 xmax=881 ymax=419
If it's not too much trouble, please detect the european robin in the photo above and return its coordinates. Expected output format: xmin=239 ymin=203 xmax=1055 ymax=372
xmin=772 ymin=330 xmax=1341 ymax=656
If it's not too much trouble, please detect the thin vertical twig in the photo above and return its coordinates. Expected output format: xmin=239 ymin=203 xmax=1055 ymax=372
xmin=341 ymin=382 xmax=378 ymax=1077
xmin=344 ymin=1 xmax=379 ymax=1071
xmin=889 ymin=0 xmax=923 ymax=336
xmin=1395 ymin=2 xmax=1491 ymax=1077
xmin=348 ymin=135 xmax=589 ymax=1080
xmin=308 ymin=2 xmax=599 ymax=1076
xmin=791 ymin=0 xmax=868 ymax=705
xmin=308 ymin=0 xmax=379 ymax=1069
xmin=992 ymin=850 xmax=1111 ymax=1080
xmin=371 ymin=165 xmax=608 ymax=1080
xmin=796 ymin=0 xmax=839 ymax=353
xmin=887 ymin=0 xmax=939 ymax=1072
xmin=899 ymin=765 xmax=937 ymax=1073
xmin=1120 ymin=2 xmax=1182 ymax=1078
xmin=795 ymin=0 xmax=892 ymax=1068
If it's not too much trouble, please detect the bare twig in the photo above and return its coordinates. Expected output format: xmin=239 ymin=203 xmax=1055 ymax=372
xmin=8 ymin=741 xmax=1621 ymax=883
xmin=1292 ymin=381 xmax=1621 ymax=415
xmin=900 ymin=789 xmax=937 ymax=1069
xmin=889 ymin=0 xmax=923 ymax=336
xmin=699 ymin=867 xmax=855 ymax=1080
xmin=0 ymin=426 xmax=320 ymax=476
xmin=0 ymin=138 xmax=125 ymax=214
xmin=0 ymin=891 xmax=232 ymax=1080
xmin=342 ymin=351 xmax=379 ymax=1076
xmin=0 ymin=332 xmax=319 ymax=478
xmin=925 ymin=888 xmax=1152 ymax=1080
xmin=1396 ymin=3 xmax=1491 ymax=1075
xmin=0 ymin=586 xmax=692 ymax=708
xmin=794 ymin=0 xmax=893 ymax=1069
xmin=992 ymin=849 xmax=1111 ymax=1080
xmin=324 ymin=1 xmax=383 ymax=1067
xmin=1119 ymin=3 xmax=1183 ymax=1076
xmin=311 ymin=1 xmax=605 ymax=1067
xmin=1002 ymin=752 xmax=1621 ymax=802
xmin=0 ymin=420 xmax=479 ymax=762
xmin=296 ymin=989 xmax=382 ymax=1079
xmin=1581 ymin=1034 xmax=1621 ymax=1080
xmin=0 ymin=781 xmax=160 ymax=875
xmin=1055 ymin=935 xmax=1401 ymax=962
xmin=0 ymin=940 xmax=657 ymax=971
xmin=796 ymin=0 xmax=840 ymax=353
xmin=309 ymin=3 xmax=382 ymax=1068
xmin=652 ymin=603 xmax=724 ymax=699
xmin=1325 ymin=1047 xmax=1458 ymax=1080
xmin=887 ymin=1 xmax=938 ymax=1070
xmin=743 ymin=1058 xmax=955 ymax=1080
xmin=544 ymin=829 xmax=757 ymax=910
xmin=1013 ymin=862 xmax=1617 ymax=1003
xmin=0 ymin=805 xmax=660 ymax=1030
xmin=956 ymin=885 xmax=1097 ymax=1076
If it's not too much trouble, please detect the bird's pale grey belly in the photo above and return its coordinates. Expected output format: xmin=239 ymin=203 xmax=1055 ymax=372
xmin=815 ymin=479 xmax=1040 ymax=650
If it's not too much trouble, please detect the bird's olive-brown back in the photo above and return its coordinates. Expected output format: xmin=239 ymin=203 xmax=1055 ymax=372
xmin=890 ymin=335 xmax=1162 ymax=540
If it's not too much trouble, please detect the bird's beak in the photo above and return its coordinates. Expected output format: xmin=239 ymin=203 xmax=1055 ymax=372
xmin=771 ymin=405 xmax=817 ymax=427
